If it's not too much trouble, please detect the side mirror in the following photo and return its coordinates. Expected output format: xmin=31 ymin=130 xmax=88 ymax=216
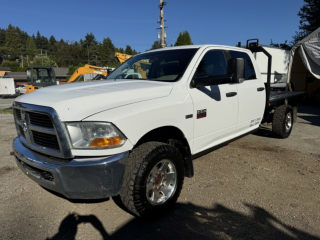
xmin=228 ymin=58 xmax=245 ymax=84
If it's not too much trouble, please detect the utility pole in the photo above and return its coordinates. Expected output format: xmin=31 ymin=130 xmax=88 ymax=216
xmin=158 ymin=0 xmax=167 ymax=48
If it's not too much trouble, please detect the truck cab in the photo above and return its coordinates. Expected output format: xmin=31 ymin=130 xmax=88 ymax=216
xmin=26 ymin=66 xmax=57 ymax=93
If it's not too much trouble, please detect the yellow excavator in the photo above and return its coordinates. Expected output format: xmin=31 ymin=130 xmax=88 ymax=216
xmin=114 ymin=52 xmax=133 ymax=64
xmin=114 ymin=52 xmax=151 ymax=79
xmin=67 ymin=64 xmax=113 ymax=83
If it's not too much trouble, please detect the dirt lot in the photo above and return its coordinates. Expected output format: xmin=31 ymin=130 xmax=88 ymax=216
xmin=0 ymin=105 xmax=319 ymax=240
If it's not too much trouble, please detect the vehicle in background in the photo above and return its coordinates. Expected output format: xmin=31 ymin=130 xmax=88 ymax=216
xmin=67 ymin=65 xmax=114 ymax=83
xmin=15 ymin=84 xmax=26 ymax=95
xmin=26 ymin=66 xmax=57 ymax=93
xmin=0 ymin=78 xmax=16 ymax=98
xmin=251 ymin=45 xmax=290 ymax=84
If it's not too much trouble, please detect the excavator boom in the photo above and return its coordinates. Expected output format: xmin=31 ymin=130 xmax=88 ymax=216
xmin=67 ymin=64 xmax=110 ymax=83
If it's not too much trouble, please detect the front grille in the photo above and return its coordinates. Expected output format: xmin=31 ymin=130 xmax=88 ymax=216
xmin=32 ymin=131 xmax=60 ymax=150
xmin=28 ymin=112 xmax=54 ymax=129
xmin=18 ymin=125 xmax=25 ymax=138
xmin=13 ymin=103 xmax=73 ymax=159
xmin=15 ymin=109 xmax=22 ymax=120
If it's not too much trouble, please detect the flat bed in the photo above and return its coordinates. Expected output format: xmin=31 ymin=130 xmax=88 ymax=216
xmin=269 ymin=91 xmax=305 ymax=107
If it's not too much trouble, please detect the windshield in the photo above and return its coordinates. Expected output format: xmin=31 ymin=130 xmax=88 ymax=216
xmin=107 ymin=49 xmax=198 ymax=82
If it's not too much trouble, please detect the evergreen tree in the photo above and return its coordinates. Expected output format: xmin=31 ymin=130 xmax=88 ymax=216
xmin=26 ymin=36 xmax=37 ymax=56
xmin=174 ymin=31 xmax=193 ymax=46
xmin=80 ymin=33 xmax=99 ymax=65
xmin=125 ymin=45 xmax=133 ymax=55
xmin=292 ymin=0 xmax=320 ymax=45
xmin=35 ymin=31 xmax=42 ymax=49
xmin=48 ymin=35 xmax=57 ymax=54
xmin=270 ymin=39 xmax=291 ymax=50
xmin=0 ymin=28 xmax=6 ymax=46
xmin=150 ymin=41 xmax=162 ymax=50
xmin=99 ymin=37 xmax=116 ymax=66
xmin=5 ymin=24 xmax=23 ymax=55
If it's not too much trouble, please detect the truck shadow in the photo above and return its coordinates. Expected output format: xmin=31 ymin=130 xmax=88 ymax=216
xmin=47 ymin=202 xmax=320 ymax=240
xmin=297 ymin=105 xmax=320 ymax=127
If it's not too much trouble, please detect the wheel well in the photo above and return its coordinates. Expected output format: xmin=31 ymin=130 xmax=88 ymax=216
xmin=135 ymin=126 xmax=194 ymax=178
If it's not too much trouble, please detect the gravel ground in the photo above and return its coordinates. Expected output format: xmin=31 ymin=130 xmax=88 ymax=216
xmin=0 ymin=105 xmax=319 ymax=240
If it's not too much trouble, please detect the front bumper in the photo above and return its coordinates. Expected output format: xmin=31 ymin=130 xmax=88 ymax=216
xmin=13 ymin=137 xmax=129 ymax=199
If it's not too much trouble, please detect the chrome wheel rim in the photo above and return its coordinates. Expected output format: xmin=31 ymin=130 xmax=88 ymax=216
xmin=146 ymin=159 xmax=177 ymax=205
xmin=285 ymin=112 xmax=292 ymax=132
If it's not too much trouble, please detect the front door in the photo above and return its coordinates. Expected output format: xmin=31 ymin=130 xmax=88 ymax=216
xmin=188 ymin=49 xmax=239 ymax=154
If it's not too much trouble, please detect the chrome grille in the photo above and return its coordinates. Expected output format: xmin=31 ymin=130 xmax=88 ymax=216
xmin=18 ymin=125 xmax=25 ymax=138
xmin=13 ymin=102 xmax=73 ymax=159
xmin=28 ymin=112 xmax=54 ymax=128
xmin=32 ymin=131 xmax=60 ymax=150
xmin=15 ymin=109 xmax=22 ymax=120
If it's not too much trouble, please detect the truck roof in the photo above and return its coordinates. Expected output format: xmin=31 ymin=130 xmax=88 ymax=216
xmin=144 ymin=44 xmax=252 ymax=54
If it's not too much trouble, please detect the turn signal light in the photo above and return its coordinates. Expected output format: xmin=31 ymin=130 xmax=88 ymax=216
xmin=90 ymin=137 xmax=123 ymax=147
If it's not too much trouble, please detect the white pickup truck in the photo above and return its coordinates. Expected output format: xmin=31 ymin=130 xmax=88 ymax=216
xmin=12 ymin=40 xmax=304 ymax=217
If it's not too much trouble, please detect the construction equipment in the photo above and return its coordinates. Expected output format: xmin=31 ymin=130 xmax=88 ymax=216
xmin=67 ymin=65 xmax=113 ymax=83
xmin=114 ymin=52 xmax=132 ymax=64
xmin=26 ymin=66 xmax=57 ymax=93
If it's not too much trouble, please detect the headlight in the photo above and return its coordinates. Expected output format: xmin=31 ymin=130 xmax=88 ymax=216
xmin=65 ymin=122 xmax=126 ymax=149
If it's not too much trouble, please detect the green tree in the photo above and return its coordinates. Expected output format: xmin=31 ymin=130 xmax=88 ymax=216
xmin=26 ymin=36 xmax=37 ymax=56
xmin=150 ymin=40 xmax=162 ymax=50
xmin=35 ymin=31 xmax=41 ymax=49
xmin=0 ymin=60 xmax=25 ymax=72
xmin=174 ymin=31 xmax=193 ymax=46
xmin=99 ymin=37 xmax=116 ymax=66
xmin=125 ymin=45 xmax=133 ymax=55
xmin=0 ymin=28 xmax=6 ymax=47
xmin=270 ymin=39 xmax=291 ymax=50
xmin=5 ymin=24 xmax=23 ymax=55
xmin=80 ymin=33 xmax=99 ymax=65
xmin=292 ymin=0 xmax=320 ymax=45
xmin=48 ymin=35 xmax=57 ymax=54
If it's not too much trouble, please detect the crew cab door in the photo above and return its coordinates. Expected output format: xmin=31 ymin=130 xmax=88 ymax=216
xmin=228 ymin=50 xmax=266 ymax=137
xmin=188 ymin=49 xmax=238 ymax=154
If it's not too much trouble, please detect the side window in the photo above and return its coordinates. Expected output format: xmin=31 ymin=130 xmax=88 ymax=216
xmin=229 ymin=51 xmax=256 ymax=80
xmin=193 ymin=50 xmax=228 ymax=83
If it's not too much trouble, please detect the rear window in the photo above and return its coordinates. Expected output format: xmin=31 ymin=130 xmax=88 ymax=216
xmin=229 ymin=51 xmax=256 ymax=80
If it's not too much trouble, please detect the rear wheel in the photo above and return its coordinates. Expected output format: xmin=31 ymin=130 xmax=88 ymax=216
xmin=119 ymin=142 xmax=184 ymax=218
xmin=272 ymin=105 xmax=293 ymax=138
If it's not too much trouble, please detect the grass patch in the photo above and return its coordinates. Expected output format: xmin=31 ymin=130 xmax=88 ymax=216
xmin=0 ymin=109 xmax=13 ymax=114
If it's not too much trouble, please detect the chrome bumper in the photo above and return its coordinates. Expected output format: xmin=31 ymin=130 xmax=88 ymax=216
xmin=13 ymin=137 xmax=129 ymax=199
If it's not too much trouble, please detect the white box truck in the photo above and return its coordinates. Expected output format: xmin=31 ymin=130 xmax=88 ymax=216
xmin=0 ymin=78 xmax=16 ymax=98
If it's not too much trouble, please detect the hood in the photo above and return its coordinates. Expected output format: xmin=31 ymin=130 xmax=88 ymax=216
xmin=16 ymin=80 xmax=173 ymax=121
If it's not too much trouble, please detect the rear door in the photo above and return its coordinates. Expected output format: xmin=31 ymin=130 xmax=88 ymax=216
xmin=228 ymin=50 xmax=266 ymax=137
xmin=188 ymin=49 xmax=239 ymax=154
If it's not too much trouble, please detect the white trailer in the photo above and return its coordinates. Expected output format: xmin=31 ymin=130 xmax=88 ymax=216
xmin=0 ymin=78 xmax=16 ymax=98
xmin=253 ymin=46 xmax=290 ymax=84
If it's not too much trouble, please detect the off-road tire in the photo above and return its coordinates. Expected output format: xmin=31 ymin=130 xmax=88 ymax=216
xmin=272 ymin=105 xmax=293 ymax=138
xmin=119 ymin=142 xmax=184 ymax=218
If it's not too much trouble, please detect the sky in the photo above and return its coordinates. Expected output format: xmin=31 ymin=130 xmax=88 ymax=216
xmin=0 ymin=0 xmax=304 ymax=52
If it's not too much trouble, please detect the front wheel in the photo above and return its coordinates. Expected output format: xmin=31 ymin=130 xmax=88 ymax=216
xmin=272 ymin=105 xmax=293 ymax=138
xmin=119 ymin=142 xmax=184 ymax=218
